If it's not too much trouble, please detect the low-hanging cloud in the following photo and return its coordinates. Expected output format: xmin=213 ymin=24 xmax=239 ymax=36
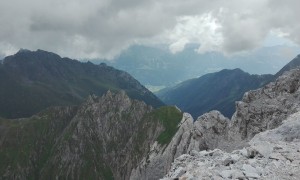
xmin=0 ymin=0 xmax=299 ymax=59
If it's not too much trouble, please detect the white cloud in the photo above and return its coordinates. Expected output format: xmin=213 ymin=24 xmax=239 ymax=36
xmin=0 ymin=42 xmax=18 ymax=57
xmin=169 ymin=38 xmax=189 ymax=54
xmin=168 ymin=14 xmax=223 ymax=54
xmin=0 ymin=0 xmax=299 ymax=58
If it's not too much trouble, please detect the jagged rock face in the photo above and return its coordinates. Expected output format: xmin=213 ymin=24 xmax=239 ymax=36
xmin=130 ymin=111 xmax=230 ymax=179
xmin=39 ymin=91 xmax=154 ymax=180
xmin=229 ymin=68 xmax=300 ymax=143
xmin=163 ymin=111 xmax=300 ymax=180
xmin=130 ymin=113 xmax=193 ymax=180
xmin=0 ymin=91 xmax=181 ymax=180
xmin=191 ymin=111 xmax=230 ymax=151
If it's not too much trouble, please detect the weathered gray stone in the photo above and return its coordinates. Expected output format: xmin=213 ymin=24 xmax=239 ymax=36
xmin=163 ymin=111 xmax=300 ymax=180
xmin=232 ymin=170 xmax=245 ymax=179
xmin=219 ymin=170 xmax=234 ymax=178
xmin=242 ymin=164 xmax=259 ymax=178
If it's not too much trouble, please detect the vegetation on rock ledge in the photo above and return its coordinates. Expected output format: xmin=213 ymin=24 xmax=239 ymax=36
xmin=150 ymin=106 xmax=183 ymax=145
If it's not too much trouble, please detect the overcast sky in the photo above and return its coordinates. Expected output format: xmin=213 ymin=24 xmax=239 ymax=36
xmin=0 ymin=0 xmax=300 ymax=59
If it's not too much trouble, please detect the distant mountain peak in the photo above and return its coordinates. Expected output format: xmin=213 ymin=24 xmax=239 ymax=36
xmin=17 ymin=48 xmax=62 ymax=57
xmin=5 ymin=49 xmax=63 ymax=65
xmin=157 ymin=68 xmax=272 ymax=118
xmin=275 ymin=54 xmax=300 ymax=78
xmin=17 ymin=48 xmax=31 ymax=53
xmin=0 ymin=50 xmax=163 ymax=118
xmin=220 ymin=68 xmax=245 ymax=74
xmin=232 ymin=68 xmax=243 ymax=72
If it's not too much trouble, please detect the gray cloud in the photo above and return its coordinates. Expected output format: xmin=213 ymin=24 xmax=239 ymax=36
xmin=0 ymin=0 xmax=299 ymax=58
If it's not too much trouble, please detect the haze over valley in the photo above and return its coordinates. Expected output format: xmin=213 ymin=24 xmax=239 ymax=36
xmin=92 ymin=44 xmax=300 ymax=91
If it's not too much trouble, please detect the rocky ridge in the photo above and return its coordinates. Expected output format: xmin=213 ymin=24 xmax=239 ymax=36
xmin=39 ymin=90 xmax=154 ymax=180
xmin=131 ymin=68 xmax=300 ymax=179
xmin=163 ymin=111 xmax=300 ymax=179
xmin=0 ymin=90 xmax=181 ymax=180
xmin=275 ymin=54 xmax=300 ymax=78
xmin=229 ymin=68 xmax=300 ymax=145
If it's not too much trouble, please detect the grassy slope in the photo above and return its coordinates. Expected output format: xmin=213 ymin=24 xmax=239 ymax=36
xmin=154 ymin=106 xmax=183 ymax=145
xmin=139 ymin=106 xmax=183 ymax=145
xmin=0 ymin=107 xmax=77 ymax=179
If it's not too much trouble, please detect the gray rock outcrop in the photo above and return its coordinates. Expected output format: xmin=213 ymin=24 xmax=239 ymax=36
xmin=229 ymin=68 xmax=300 ymax=146
xmin=163 ymin=111 xmax=300 ymax=179
xmin=130 ymin=113 xmax=194 ymax=180
xmin=130 ymin=111 xmax=231 ymax=180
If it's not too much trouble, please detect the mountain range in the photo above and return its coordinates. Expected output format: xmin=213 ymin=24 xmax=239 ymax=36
xmin=94 ymin=44 xmax=300 ymax=90
xmin=156 ymin=69 xmax=273 ymax=118
xmin=156 ymin=54 xmax=300 ymax=118
xmin=2 ymin=66 xmax=300 ymax=180
xmin=0 ymin=49 xmax=163 ymax=118
xmin=1 ymin=48 xmax=300 ymax=179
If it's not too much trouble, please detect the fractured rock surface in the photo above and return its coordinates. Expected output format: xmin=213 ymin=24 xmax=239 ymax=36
xmin=163 ymin=111 xmax=300 ymax=180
